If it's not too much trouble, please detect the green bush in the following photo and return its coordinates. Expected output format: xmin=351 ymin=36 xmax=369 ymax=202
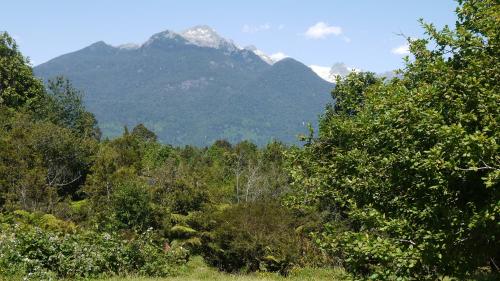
xmin=199 ymin=202 xmax=301 ymax=275
xmin=111 ymin=181 xmax=154 ymax=231
xmin=0 ymin=218 xmax=187 ymax=279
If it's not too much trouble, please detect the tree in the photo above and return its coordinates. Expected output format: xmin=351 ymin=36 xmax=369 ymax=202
xmin=132 ymin=123 xmax=157 ymax=143
xmin=331 ymin=71 xmax=380 ymax=116
xmin=0 ymin=110 xmax=96 ymax=213
xmin=83 ymin=129 xmax=146 ymax=227
xmin=0 ymin=33 xmax=99 ymax=215
xmin=200 ymin=202 xmax=301 ymax=275
xmin=0 ymin=32 xmax=44 ymax=109
xmin=287 ymin=0 xmax=499 ymax=279
xmin=111 ymin=180 xmax=154 ymax=231
xmin=41 ymin=77 xmax=101 ymax=140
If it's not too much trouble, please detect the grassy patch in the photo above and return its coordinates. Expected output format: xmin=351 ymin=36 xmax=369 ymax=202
xmin=96 ymin=256 xmax=349 ymax=281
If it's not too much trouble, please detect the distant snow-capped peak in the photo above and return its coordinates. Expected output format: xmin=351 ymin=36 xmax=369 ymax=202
xmin=115 ymin=26 xmax=287 ymax=65
xmin=309 ymin=62 xmax=359 ymax=83
xmin=309 ymin=65 xmax=334 ymax=82
xmin=181 ymin=25 xmax=237 ymax=51
xmin=142 ymin=30 xmax=183 ymax=46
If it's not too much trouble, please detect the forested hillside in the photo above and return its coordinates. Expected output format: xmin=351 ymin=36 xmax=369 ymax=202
xmin=0 ymin=0 xmax=498 ymax=280
xmin=34 ymin=26 xmax=333 ymax=146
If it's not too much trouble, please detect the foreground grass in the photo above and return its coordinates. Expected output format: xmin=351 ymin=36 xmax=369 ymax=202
xmin=4 ymin=257 xmax=496 ymax=281
xmin=98 ymin=256 xmax=350 ymax=281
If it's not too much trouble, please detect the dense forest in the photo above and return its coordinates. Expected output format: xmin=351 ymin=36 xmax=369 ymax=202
xmin=0 ymin=0 xmax=498 ymax=280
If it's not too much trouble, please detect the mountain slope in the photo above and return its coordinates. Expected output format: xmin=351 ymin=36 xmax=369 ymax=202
xmin=34 ymin=26 xmax=334 ymax=146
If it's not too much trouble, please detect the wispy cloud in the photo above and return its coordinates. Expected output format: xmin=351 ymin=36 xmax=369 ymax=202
xmin=391 ymin=44 xmax=410 ymax=55
xmin=304 ymin=22 xmax=342 ymax=39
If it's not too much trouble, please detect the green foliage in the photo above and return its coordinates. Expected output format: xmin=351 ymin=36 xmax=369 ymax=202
xmin=199 ymin=202 xmax=302 ymax=275
xmin=287 ymin=0 xmax=499 ymax=279
xmin=40 ymin=76 xmax=101 ymax=139
xmin=1 ymin=209 xmax=77 ymax=232
xmin=83 ymin=130 xmax=146 ymax=228
xmin=170 ymin=224 xmax=197 ymax=238
xmin=111 ymin=181 xmax=154 ymax=231
xmin=5 ymin=2 xmax=498 ymax=279
xmin=331 ymin=71 xmax=380 ymax=115
xmin=0 ymin=32 xmax=45 ymax=109
xmin=0 ymin=217 xmax=186 ymax=279
xmin=132 ymin=123 xmax=158 ymax=143
xmin=0 ymin=30 xmax=315 ymax=280
xmin=0 ymin=34 xmax=99 ymax=215
xmin=0 ymin=109 xmax=97 ymax=213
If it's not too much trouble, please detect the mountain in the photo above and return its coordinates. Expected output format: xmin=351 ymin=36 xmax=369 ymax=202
xmin=34 ymin=26 xmax=334 ymax=146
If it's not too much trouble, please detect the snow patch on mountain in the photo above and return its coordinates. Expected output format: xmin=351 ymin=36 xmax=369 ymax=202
xmin=309 ymin=65 xmax=334 ymax=82
xmin=109 ymin=25 xmax=288 ymax=65
xmin=142 ymin=30 xmax=183 ymax=47
xmin=181 ymin=25 xmax=237 ymax=52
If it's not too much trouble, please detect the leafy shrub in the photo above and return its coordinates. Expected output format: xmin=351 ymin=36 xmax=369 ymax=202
xmin=199 ymin=202 xmax=301 ymax=275
xmin=0 ymin=216 xmax=187 ymax=279
xmin=111 ymin=181 xmax=154 ymax=231
xmin=1 ymin=210 xmax=77 ymax=232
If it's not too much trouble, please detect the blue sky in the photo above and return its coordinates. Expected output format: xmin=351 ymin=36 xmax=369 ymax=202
xmin=3 ymin=0 xmax=457 ymax=72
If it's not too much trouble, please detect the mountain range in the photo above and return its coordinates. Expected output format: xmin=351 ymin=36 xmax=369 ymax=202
xmin=34 ymin=26 xmax=335 ymax=146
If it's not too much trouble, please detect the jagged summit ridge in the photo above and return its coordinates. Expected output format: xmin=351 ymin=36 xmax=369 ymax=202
xmin=142 ymin=30 xmax=185 ymax=47
xmin=181 ymin=25 xmax=237 ymax=51
xmin=96 ymin=26 xmax=277 ymax=63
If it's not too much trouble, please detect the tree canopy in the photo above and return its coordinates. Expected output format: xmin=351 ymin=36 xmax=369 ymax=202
xmin=0 ymin=32 xmax=44 ymax=109
xmin=287 ymin=0 xmax=499 ymax=279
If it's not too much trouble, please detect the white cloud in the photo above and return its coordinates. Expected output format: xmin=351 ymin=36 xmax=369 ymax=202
xmin=391 ymin=44 xmax=410 ymax=55
xmin=305 ymin=22 xmax=342 ymax=39
xmin=269 ymin=52 xmax=288 ymax=61
xmin=278 ymin=24 xmax=285 ymax=30
xmin=242 ymin=23 xmax=272 ymax=33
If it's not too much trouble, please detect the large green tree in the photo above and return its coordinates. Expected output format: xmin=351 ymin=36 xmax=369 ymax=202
xmin=0 ymin=32 xmax=44 ymax=109
xmin=0 ymin=111 xmax=96 ymax=213
xmin=41 ymin=77 xmax=101 ymax=140
xmin=288 ymin=0 xmax=499 ymax=279
xmin=0 ymin=33 xmax=99 ymax=214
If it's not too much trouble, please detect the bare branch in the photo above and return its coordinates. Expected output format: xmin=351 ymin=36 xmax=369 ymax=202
xmin=398 ymin=239 xmax=416 ymax=246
